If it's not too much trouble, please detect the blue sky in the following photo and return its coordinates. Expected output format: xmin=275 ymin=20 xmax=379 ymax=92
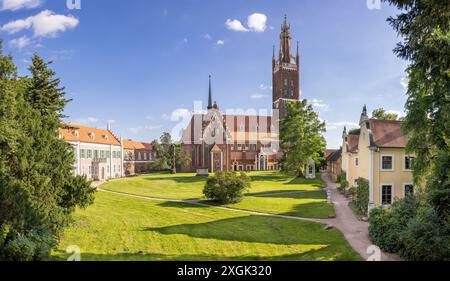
xmin=0 ymin=0 xmax=408 ymax=148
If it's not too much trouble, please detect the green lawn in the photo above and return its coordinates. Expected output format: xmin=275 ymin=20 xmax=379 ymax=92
xmin=102 ymin=171 xmax=324 ymax=200
xmin=102 ymin=171 xmax=332 ymax=219
xmin=218 ymin=191 xmax=335 ymax=219
xmin=53 ymin=191 xmax=360 ymax=261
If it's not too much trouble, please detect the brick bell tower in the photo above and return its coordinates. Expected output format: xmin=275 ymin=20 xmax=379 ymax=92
xmin=272 ymin=15 xmax=300 ymax=120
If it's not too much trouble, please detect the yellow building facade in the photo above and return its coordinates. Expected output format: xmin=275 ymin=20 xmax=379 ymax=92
xmin=342 ymin=106 xmax=416 ymax=210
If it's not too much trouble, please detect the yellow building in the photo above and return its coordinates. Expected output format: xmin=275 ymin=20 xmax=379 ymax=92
xmin=342 ymin=106 xmax=416 ymax=210
xmin=342 ymin=128 xmax=360 ymax=187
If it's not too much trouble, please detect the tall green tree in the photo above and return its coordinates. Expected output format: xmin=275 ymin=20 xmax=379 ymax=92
xmin=383 ymin=0 xmax=450 ymax=219
xmin=148 ymin=133 xmax=191 ymax=174
xmin=279 ymin=100 xmax=326 ymax=177
xmin=371 ymin=108 xmax=399 ymax=121
xmin=0 ymin=49 xmax=95 ymax=261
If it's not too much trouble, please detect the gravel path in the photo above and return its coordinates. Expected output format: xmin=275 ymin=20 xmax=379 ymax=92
xmin=320 ymin=172 xmax=401 ymax=261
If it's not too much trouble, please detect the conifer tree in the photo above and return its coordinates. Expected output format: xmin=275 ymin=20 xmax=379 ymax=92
xmin=0 ymin=47 xmax=95 ymax=261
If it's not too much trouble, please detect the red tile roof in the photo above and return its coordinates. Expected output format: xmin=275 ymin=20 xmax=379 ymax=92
xmin=369 ymin=119 xmax=408 ymax=148
xmin=326 ymin=149 xmax=337 ymax=158
xmin=61 ymin=124 xmax=121 ymax=146
xmin=123 ymin=140 xmax=153 ymax=150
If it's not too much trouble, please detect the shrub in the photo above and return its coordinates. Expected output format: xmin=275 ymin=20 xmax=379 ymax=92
xmin=0 ymin=228 xmax=57 ymax=261
xmin=27 ymin=228 xmax=57 ymax=261
xmin=369 ymin=196 xmax=418 ymax=253
xmin=203 ymin=171 xmax=251 ymax=204
xmin=338 ymin=176 xmax=349 ymax=195
xmin=400 ymin=207 xmax=450 ymax=261
xmin=2 ymin=234 xmax=36 ymax=261
xmin=336 ymin=172 xmax=346 ymax=184
xmin=354 ymin=178 xmax=369 ymax=216
xmin=347 ymin=187 xmax=357 ymax=198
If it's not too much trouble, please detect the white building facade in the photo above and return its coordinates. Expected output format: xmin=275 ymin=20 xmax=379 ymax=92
xmin=61 ymin=124 xmax=124 ymax=181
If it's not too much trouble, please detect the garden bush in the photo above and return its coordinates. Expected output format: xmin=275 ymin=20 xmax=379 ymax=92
xmin=203 ymin=171 xmax=251 ymax=204
xmin=2 ymin=234 xmax=36 ymax=261
xmin=400 ymin=207 xmax=450 ymax=261
xmin=0 ymin=228 xmax=56 ymax=261
xmin=354 ymin=178 xmax=369 ymax=216
xmin=368 ymin=196 xmax=418 ymax=253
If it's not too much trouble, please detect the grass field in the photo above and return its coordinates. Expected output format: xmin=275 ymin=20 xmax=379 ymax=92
xmin=217 ymin=191 xmax=335 ymax=219
xmin=101 ymin=171 xmax=324 ymax=200
xmin=53 ymin=191 xmax=360 ymax=261
xmin=101 ymin=171 xmax=333 ymax=219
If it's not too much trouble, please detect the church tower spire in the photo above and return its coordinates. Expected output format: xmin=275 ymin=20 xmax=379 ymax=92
xmin=272 ymin=15 xmax=301 ymax=120
xmin=207 ymin=75 xmax=213 ymax=110
xmin=279 ymin=15 xmax=292 ymax=64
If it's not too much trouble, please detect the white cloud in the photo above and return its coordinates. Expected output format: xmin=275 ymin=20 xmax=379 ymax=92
xmin=72 ymin=117 xmax=99 ymax=125
xmin=216 ymin=40 xmax=225 ymax=45
xmin=400 ymin=77 xmax=409 ymax=89
xmin=9 ymin=35 xmax=30 ymax=49
xmin=204 ymin=33 xmax=212 ymax=40
xmin=310 ymin=99 xmax=331 ymax=112
xmin=247 ymin=13 xmax=267 ymax=32
xmin=226 ymin=13 xmax=268 ymax=33
xmin=259 ymin=84 xmax=272 ymax=91
xmin=0 ymin=10 xmax=79 ymax=37
xmin=162 ymin=108 xmax=192 ymax=122
xmin=251 ymin=94 xmax=269 ymax=99
xmin=225 ymin=19 xmax=248 ymax=32
xmin=1 ymin=0 xmax=41 ymax=11
xmin=129 ymin=125 xmax=163 ymax=134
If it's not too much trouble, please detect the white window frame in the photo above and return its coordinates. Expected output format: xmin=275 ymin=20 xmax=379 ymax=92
xmin=403 ymin=155 xmax=415 ymax=171
xmin=403 ymin=183 xmax=415 ymax=197
xmin=380 ymin=154 xmax=395 ymax=172
xmin=380 ymin=183 xmax=395 ymax=206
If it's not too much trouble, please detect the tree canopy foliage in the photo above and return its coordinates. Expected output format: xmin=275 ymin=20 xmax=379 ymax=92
xmin=149 ymin=132 xmax=191 ymax=174
xmin=371 ymin=108 xmax=400 ymax=121
xmin=0 ymin=43 xmax=95 ymax=260
xmin=370 ymin=0 xmax=450 ymax=260
xmin=279 ymin=100 xmax=326 ymax=177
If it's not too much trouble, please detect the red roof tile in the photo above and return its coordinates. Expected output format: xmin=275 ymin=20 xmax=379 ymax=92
xmin=369 ymin=119 xmax=408 ymax=148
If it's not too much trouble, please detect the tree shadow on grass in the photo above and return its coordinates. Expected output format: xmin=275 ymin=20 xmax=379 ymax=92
xmin=143 ymin=176 xmax=207 ymax=184
xmin=52 ymin=246 xmax=360 ymax=261
xmin=143 ymin=215 xmax=338 ymax=246
xmin=246 ymin=190 xmax=327 ymax=199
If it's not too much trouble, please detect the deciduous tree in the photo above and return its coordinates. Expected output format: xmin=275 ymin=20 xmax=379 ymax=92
xmin=279 ymin=100 xmax=326 ymax=177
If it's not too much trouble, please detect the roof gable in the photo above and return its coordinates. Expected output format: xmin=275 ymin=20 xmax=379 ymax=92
xmin=369 ymin=119 xmax=408 ymax=148
xmin=61 ymin=124 xmax=121 ymax=146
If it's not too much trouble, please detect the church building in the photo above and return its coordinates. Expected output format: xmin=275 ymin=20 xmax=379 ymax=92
xmin=181 ymin=16 xmax=300 ymax=173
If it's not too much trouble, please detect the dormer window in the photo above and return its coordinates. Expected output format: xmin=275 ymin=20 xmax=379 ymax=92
xmin=88 ymin=132 xmax=95 ymax=139
xmin=72 ymin=130 xmax=79 ymax=137
xmin=102 ymin=134 xmax=109 ymax=141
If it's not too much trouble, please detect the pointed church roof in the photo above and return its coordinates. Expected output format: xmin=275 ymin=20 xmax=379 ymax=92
xmin=208 ymin=75 xmax=213 ymax=110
